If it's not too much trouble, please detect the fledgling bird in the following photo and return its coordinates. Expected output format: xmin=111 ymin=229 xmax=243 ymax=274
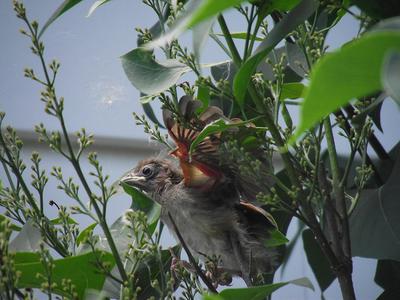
xmin=121 ymin=158 xmax=279 ymax=285
xmin=121 ymin=96 xmax=279 ymax=286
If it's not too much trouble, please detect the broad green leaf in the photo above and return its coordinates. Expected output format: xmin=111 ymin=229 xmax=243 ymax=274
xmin=291 ymin=31 xmax=400 ymax=142
xmin=233 ymin=0 xmax=318 ymax=106
xmin=121 ymin=182 xmax=161 ymax=234
xmin=121 ymin=48 xmax=227 ymax=98
xmin=272 ymin=0 xmax=302 ymax=10
xmin=142 ymin=101 xmax=165 ymax=128
xmin=257 ymin=0 xmax=302 ymax=21
xmin=121 ymin=48 xmax=191 ymax=95
xmin=50 ymin=216 xmax=78 ymax=225
xmin=374 ymin=259 xmax=400 ymax=299
xmin=352 ymin=0 xmax=400 ymax=20
xmin=15 ymin=251 xmax=115 ymax=298
xmin=186 ymin=0 xmax=247 ymax=29
xmin=39 ymin=0 xmax=84 ymax=37
xmin=211 ymin=61 xmax=237 ymax=85
xmin=146 ymin=0 xmax=247 ymax=49
xmin=280 ymin=82 xmax=305 ymax=101
xmin=76 ymin=222 xmax=97 ymax=246
xmin=193 ymin=17 xmax=216 ymax=62
xmin=382 ymin=50 xmax=400 ymax=106
xmin=350 ymin=147 xmax=400 ymax=261
xmin=203 ymin=277 xmax=313 ymax=300
xmin=372 ymin=16 xmax=400 ymax=32
xmin=215 ymin=32 xmax=263 ymax=41
xmin=121 ymin=182 xmax=153 ymax=212
xmin=265 ymin=228 xmax=289 ymax=247
xmin=87 ymin=0 xmax=112 ymax=17
xmin=9 ymin=220 xmax=41 ymax=252
xmin=268 ymin=0 xmax=301 ymax=11
xmin=197 ymin=84 xmax=211 ymax=112
xmin=189 ymin=118 xmax=259 ymax=157
xmin=285 ymin=42 xmax=309 ymax=77
xmin=14 ymin=252 xmax=41 ymax=264
xmin=0 ymin=214 xmax=21 ymax=232
xmin=302 ymin=229 xmax=335 ymax=291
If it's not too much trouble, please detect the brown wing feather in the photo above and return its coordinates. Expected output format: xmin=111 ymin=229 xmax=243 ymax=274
xmin=163 ymin=96 xmax=225 ymax=188
xmin=237 ymin=201 xmax=277 ymax=229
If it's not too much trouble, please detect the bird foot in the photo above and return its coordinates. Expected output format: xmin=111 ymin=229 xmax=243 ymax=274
xmin=204 ymin=259 xmax=232 ymax=288
xmin=205 ymin=267 xmax=232 ymax=288
xmin=169 ymin=248 xmax=197 ymax=289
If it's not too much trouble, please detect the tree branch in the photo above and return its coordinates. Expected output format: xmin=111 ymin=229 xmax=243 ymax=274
xmin=167 ymin=212 xmax=218 ymax=294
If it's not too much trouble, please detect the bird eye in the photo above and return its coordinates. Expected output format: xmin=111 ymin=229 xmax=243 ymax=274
xmin=141 ymin=166 xmax=153 ymax=177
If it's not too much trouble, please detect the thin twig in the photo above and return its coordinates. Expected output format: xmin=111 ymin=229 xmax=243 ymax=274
xmin=167 ymin=212 xmax=218 ymax=294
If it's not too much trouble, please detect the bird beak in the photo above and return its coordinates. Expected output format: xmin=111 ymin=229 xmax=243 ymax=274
xmin=120 ymin=173 xmax=146 ymax=189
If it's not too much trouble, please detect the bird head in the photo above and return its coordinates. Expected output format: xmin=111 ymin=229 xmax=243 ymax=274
xmin=120 ymin=158 xmax=182 ymax=195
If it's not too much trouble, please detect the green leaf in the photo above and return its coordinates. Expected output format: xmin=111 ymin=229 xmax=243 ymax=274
xmin=280 ymin=82 xmax=305 ymax=101
xmin=39 ymin=0 xmax=84 ymax=38
xmin=382 ymin=50 xmax=400 ymax=106
xmin=286 ymin=42 xmax=309 ymax=77
xmin=211 ymin=61 xmax=237 ymax=85
xmin=349 ymin=148 xmax=400 ymax=261
xmin=193 ymin=17 xmax=216 ymax=62
xmin=50 ymin=216 xmax=78 ymax=225
xmin=189 ymin=118 xmax=258 ymax=157
xmin=121 ymin=48 xmax=190 ymax=95
xmin=141 ymin=99 xmax=165 ymax=128
xmin=87 ymin=0 xmax=112 ymax=17
xmin=269 ymin=0 xmax=302 ymax=11
xmin=186 ymin=0 xmax=247 ymax=29
xmin=372 ymin=16 xmax=400 ymax=32
xmin=233 ymin=0 xmax=317 ymax=106
xmin=302 ymin=229 xmax=335 ymax=291
xmin=203 ymin=277 xmax=313 ymax=300
xmin=146 ymin=0 xmax=247 ymax=49
xmin=374 ymin=259 xmax=400 ymax=299
xmin=291 ymin=31 xmax=400 ymax=143
xmin=121 ymin=182 xmax=161 ymax=234
xmin=9 ymin=220 xmax=41 ymax=252
xmin=257 ymin=0 xmax=302 ymax=21
xmin=76 ymin=222 xmax=97 ymax=246
xmin=352 ymin=0 xmax=400 ymax=20
xmin=15 ymin=251 xmax=115 ymax=298
xmin=265 ymin=228 xmax=289 ymax=247
xmin=215 ymin=32 xmax=263 ymax=41
xmin=14 ymin=252 xmax=41 ymax=264
xmin=197 ymin=84 xmax=211 ymax=112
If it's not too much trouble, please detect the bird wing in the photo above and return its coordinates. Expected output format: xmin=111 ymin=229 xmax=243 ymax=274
xmin=163 ymin=96 xmax=225 ymax=189
xmin=163 ymin=96 xmax=274 ymax=197
xmin=236 ymin=201 xmax=279 ymax=251
xmin=237 ymin=201 xmax=277 ymax=229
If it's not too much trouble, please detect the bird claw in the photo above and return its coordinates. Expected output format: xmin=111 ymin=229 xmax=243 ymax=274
xmin=205 ymin=268 xmax=232 ymax=289
xmin=204 ymin=260 xmax=232 ymax=288
xmin=169 ymin=248 xmax=197 ymax=289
